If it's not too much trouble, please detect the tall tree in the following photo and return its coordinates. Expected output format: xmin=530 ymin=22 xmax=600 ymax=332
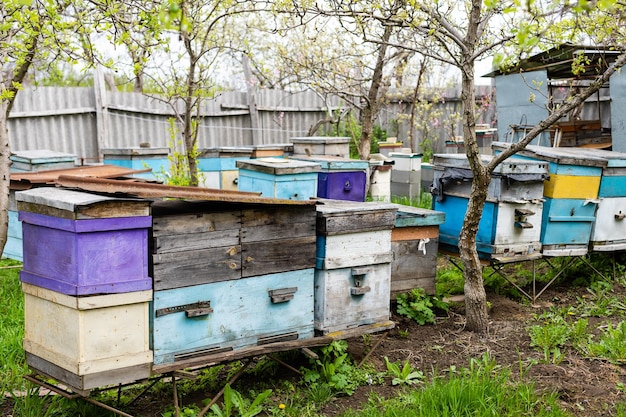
xmin=300 ymin=0 xmax=625 ymax=333
xmin=265 ymin=0 xmax=417 ymax=159
xmin=0 ymin=0 xmax=83 ymax=256
xmin=136 ymin=0 xmax=269 ymax=186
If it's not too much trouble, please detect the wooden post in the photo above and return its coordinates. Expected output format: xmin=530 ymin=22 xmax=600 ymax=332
xmin=242 ymin=55 xmax=260 ymax=145
xmin=93 ymin=66 xmax=109 ymax=163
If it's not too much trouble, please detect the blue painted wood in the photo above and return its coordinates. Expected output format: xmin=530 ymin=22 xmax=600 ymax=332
xmin=103 ymin=158 xmax=169 ymax=180
xmin=197 ymin=157 xmax=250 ymax=171
xmin=392 ymin=205 xmax=445 ymax=228
xmin=3 ymin=210 xmax=23 ymax=261
xmin=238 ymin=168 xmax=319 ymax=200
xmin=317 ymin=171 xmax=366 ymax=202
xmin=435 ymin=195 xmax=542 ymax=258
xmin=540 ymin=197 xmax=597 ymax=246
xmin=435 ymin=195 xmax=497 ymax=254
xmin=19 ymin=212 xmax=152 ymax=295
xmin=10 ymin=150 xmax=76 ymax=172
xmin=598 ymin=176 xmax=626 ymax=198
xmin=152 ymin=269 xmax=315 ymax=365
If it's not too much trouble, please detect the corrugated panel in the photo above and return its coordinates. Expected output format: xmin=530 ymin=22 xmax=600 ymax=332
xmin=7 ymin=86 xmax=496 ymax=163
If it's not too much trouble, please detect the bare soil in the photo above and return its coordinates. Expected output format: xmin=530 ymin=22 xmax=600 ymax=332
xmin=4 ymin=283 xmax=626 ymax=417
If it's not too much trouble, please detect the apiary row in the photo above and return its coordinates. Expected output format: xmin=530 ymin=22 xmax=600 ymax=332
xmin=17 ymin=187 xmax=443 ymax=394
xmin=433 ymin=142 xmax=626 ymax=262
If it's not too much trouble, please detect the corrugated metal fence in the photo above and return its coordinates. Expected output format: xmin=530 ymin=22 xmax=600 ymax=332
xmin=8 ymin=84 xmax=495 ymax=163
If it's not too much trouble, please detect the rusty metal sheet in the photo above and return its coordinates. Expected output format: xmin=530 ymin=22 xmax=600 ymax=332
xmin=11 ymin=165 xmax=152 ymax=188
xmin=54 ymin=175 xmax=317 ymax=205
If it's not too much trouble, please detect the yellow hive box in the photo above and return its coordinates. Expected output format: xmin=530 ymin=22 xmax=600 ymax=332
xmin=543 ymin=174 xmax=600 ymax=199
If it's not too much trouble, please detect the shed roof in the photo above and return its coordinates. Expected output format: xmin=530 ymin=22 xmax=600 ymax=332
xmin=484 ymin=43 xmax=623 ymax=79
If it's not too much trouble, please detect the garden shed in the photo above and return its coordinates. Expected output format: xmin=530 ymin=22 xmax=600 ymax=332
xmin=487 ymin=43 xmax=626 ymax=151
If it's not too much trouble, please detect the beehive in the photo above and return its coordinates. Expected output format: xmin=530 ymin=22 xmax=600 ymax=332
xmin=22 ymin=283 xmax=152 ymax=393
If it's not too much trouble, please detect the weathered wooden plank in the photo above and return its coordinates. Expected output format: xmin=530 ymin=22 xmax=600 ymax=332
xmin=152 ymin=210 xmax=241 ymax=236
xmin=152 ymin=336 xmax=333 ymax=374
xmin=153 ymin=229 xmax=240 ymax=253
xmin=242 ymin=236 xmax=316 ymax=277
xmin=390 ymin=239 xmax=438 ymax=295
xmin=317 ymin=211 xmax=396 ymax=235
xmin=241 ymin=205 xmax=316 ymax=242
xmin=26 ymin=352 xmax=152 ymax=393
xmin=316 ymin=230 xmax=392 ymax=269
xmin=314 ymin=263 xmax=392 ymax=334
xmin=17 ymin=187 xmax=150 ymax=219
xmin=152 ymin=246 xmax=241 ymax=290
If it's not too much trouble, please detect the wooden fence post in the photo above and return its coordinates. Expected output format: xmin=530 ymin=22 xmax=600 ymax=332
xmin=93 ymin=67 xmax=109 ymax=162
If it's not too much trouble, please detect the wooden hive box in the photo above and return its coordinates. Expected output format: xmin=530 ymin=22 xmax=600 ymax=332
xmin=151 ymin=200 xmax=317 ymax=290
xmin=10 ymin=150 xmax=76 ymax=172
xmin=291 ymin=155 xmax=369 ymax=202
xmin=237 ymin=158 xmax=321 ymax=200
xmin=314 ymin=200 xmax=397 ymax=337
xmin=492 ymin=142 xmax=604 ymax=256
xmin=291 ymin=136 xmax=351 ymax=158
xmin=17 ymin=187 xmax=152 ymax=295
xmin=150 ymin=199 xmax=317 ymax=364
xmin=197 ymin=147 xmax=252 ymax=190
xmin=102 ymin=147 xmax=170 ymax=180
xmin=390 ymin=205 xmax=445 ymax=296
xmin=151 ymin=268 xmax=315 ymax=365
xmin=22 ymin=283 xmax=152 ymax=393
xmin=435 ymin=194 xmax=543 ymax=262
xmin=432 ymin=153 xmax=548 ymax=202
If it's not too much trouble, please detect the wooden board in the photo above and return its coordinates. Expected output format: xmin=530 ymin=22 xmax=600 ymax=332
xmin=316 ymin=230 xmax=393 ymax=270
xmin=316 ymin=200 xmax=397 ymax=235
xmin=26 ymin=352 xmax=151 ymax=394
xmin=242 ymin=236 xmax=316 ymax=277
xmin=543 ymin=174 xmax=600 ymax=199
xmin=152 ymin=269 xmax=315 ymax=365
xmin=152 ymin=246 xmax=242 ymax=290
xmin=314 ymin=263 xmax=391 ymax=334
xmin=390 ymin=239 xmax=438 ymax=296
xmin=22 ymin=283 xmax=152 ymax=376
xmin=16 ymin=187 xmax=150 ymax=219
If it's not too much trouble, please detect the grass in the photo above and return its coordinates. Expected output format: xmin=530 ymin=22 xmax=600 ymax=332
xmin=0 ymin=259 xmax=28 ymax=397
xmin=338 ymin=356 xmax=569 ymax=417
xmin=5 ymin=253 xmax=626 ymax=416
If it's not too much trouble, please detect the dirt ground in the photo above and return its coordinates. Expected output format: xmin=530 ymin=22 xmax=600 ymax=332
xmin=319 ymin=286 xmax=626 ymax=417
xmin=4 ymin=283 xmax=626 ymax=417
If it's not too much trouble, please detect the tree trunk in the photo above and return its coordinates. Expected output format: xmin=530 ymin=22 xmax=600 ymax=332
xmin=0 ymin=103 xmax=12 ymax=257
xmin=458 ymin=0 xmax=489 ymax=334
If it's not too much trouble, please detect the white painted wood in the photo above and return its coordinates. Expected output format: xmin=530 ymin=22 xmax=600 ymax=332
xmin=591 ymin=196 xmax=626 ymax=250
xmin=493 ymin=201 xmax=543 ymax=245
xmin=22 ymin=283 xmax=152 ymax=376
xmin=314 ymin=263 xmax=391 ymax=334
xmin=320 ymin=230 xmax=392 ymax=269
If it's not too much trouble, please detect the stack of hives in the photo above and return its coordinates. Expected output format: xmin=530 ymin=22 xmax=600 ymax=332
xmin=492 ymin=142 xmax=605 ymax=257
xmin=17 ymin=187 xmax=153 ymax=394
xmin=150 ymin=199 xmax=318 ymax=366
xmin=314 ymin=199 xmax=397 ymax=337
xmin=432 ymin=153 xmax=547 ymax=262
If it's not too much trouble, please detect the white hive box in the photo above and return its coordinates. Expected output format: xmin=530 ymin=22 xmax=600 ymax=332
xmin=22 ymin=283 xmax=153 ymax=393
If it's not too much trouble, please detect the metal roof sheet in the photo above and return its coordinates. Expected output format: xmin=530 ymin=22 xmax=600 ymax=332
xmin=54 ymin=175 xmax=317 ymax=205
xmin=10 ymin=164 xmax=152 ymax=189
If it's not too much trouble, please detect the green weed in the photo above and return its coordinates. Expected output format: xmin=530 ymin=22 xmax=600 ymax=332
xmin=396 ymin=288 xmax=449 ymax=325
xmin=383 ymin=357 xmax=424 ymax=386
